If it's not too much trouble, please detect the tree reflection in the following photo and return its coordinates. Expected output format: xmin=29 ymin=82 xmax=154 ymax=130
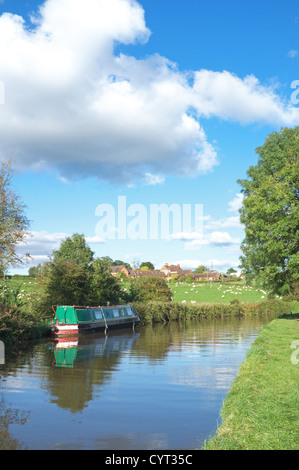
xmin=0 ymin=395 xmax=29 ymax=450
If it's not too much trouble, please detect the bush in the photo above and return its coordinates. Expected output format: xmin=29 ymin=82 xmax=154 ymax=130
xmin=130 ymin=277 xmax=172 ymax=303
xmin=0 ymin=302 xmax=49 ymax=343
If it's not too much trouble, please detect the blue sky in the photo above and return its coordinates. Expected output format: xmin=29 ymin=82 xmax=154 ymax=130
xmin=1 ymin=0 xmax=299 ymax=273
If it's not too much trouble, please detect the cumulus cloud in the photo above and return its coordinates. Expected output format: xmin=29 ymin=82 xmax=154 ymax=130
xmin=0 ymin=0 xmax=298 ymax=184
xmin=204 ymin=215 xmax=242 ymax=230
xmin=170 ymin=230 xmax=240 ymax=249
xmin=192 ymin=70 xmax=299 ymax=125
xmin=176 ymin=259 xmax=240 ymax=271
xmin=228 ymin=193 xmax=244 ymax=212
xmin=17 ymin=230 xmax=105 ymax=266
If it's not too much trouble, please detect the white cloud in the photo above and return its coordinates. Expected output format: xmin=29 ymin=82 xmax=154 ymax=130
xmin=186 ymin=231 xmax=240 ymax=249
xmin=170 ymin=230 xmax=240 ymax=249
xmin=85 ymin=235 xmax=106 ymax=244
xmin=228 ymin=193 xmax=244 ymax=212
xmin=19 ymin=231 xmax=68 ymax=256
xmin=0 ymin=0 xmax=298 ymax=184
xmin=192 ymin=70 xmax=299 ymax=126
xmin=204 ymin=215 xmax=242 ymax=230
xmin=17 ymin=230 xmax=105 ymax=267
xmin=287 ymin=50 xmax=298 ymax=58
xmin=143 ymin=173 xmax=165 ymax=185
xmin=175 ymin=259 xmax=240 ymax=271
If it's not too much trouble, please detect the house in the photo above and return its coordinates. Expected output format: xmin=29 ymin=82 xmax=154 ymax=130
xmin=161 ymin=263 xmax=181 ymax=276
xmin=160 ymin=263 xmax=193 ymax=280
xmin=129 ymin=270 xmax=167 ymax=279
xmin=110 ymin=265 xmax=129 ymax=277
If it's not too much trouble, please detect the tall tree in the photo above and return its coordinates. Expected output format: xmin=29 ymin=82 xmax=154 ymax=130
xmin=41 ymin=259 xmax=91 ymax=307
xmin=238 ymin=127 xmax=299 ymax=295
xmin=0 ymin=160 xmax=30 ymax=276
xmin=52 ymin=233 xmax=94 ymax=268
xmin=194 ymin=265 xmax=208 ymax=273
xmin=140 ymin=261 xmax=155 ymax=271
xmin=89 ymin=258 xmax=123 ymax=306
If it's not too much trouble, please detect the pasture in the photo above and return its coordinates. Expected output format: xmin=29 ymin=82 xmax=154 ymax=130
xmin=169 ymin=281 xmax=276 ymax=304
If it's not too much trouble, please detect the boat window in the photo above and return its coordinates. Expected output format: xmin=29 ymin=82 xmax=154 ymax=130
xmin=76 ymin=309 xmax=92 ymax=322
xmin=113 ymin=309 xmax=119 ymax=317
xmin=126 ymin=307 xmax=133 ymax=316
xmin=94 ymin=310 xmax=103 ymax=320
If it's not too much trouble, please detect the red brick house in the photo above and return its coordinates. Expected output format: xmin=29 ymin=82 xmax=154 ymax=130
xmin=110 ymin=265 xmax=129 ymax=277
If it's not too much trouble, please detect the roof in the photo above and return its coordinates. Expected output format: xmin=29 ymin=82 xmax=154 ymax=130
xmin=111 ymin=265 xmax=127 ymax=273
xmin=161 ymin=263 xmax=181 ymax=271
xmin=129 ymin=270 xmax=166 ymax=278
xmin=193 ymin=272 xmax=219 ymax=278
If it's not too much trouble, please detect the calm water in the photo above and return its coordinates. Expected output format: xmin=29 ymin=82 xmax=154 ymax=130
xmin=0 ymin=316 xmax=272 ymax=450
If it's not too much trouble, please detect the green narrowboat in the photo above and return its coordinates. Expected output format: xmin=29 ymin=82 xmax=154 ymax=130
xmin=50 ymin=304 xmax=140 ymax=336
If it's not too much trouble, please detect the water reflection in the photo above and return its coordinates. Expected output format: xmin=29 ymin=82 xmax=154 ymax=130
xmin=0 ymin=395 xmax=29 ymax=450
xmin=0 ymin=316 xmax=273 ymax=450
xmin=48 ymin=331 xmax=139 ymax=413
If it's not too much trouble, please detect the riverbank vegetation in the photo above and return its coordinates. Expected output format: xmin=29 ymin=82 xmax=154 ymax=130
xmin=1 ymin=272 xmax=296 ymax=343
xmin=204 ymin=315 xmax=299 ymax=450
xmin=132 ymin=299 xmax=295 ymax=325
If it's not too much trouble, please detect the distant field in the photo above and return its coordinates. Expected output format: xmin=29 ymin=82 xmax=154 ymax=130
xmin=0 ymin=276 xmax=40 ymax=305
xmin=169 ymin=281 xmax=276 ymax=304
xmin=0 ymin=276 xmax=283 ymax=306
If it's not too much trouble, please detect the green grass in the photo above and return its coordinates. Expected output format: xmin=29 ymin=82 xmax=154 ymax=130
xmin=0 ymin=276 xmax=40 ymax=308
xmin=203 ymin=316 xmax=299 ymax=450
xmin=169 ymin=281 xmax=274 ymax=304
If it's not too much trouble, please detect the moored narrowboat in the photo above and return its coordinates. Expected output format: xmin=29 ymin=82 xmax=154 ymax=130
xmin=50 ymin=304 xmax=140 ymax=336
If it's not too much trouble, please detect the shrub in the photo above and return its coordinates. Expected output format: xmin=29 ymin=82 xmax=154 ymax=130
xmin=130 ymin=277 xmax=172 ymax=303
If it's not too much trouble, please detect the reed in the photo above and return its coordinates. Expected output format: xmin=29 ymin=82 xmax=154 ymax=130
xmin=132 ymin=299 xmax=294 ymax=324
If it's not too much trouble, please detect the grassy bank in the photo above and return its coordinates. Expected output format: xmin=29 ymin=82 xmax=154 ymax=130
xmin=203 ymin=315 xmax=299 ymax=450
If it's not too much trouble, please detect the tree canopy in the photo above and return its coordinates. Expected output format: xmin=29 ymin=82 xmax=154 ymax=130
xmin=238 ymin=127 xmax=299 ymax=295
xmin=0 ymin=160 xmax=30 ymax=275
xmin=140 ymin=261 xmax=155 ymax=271
xmin=52 ymin=233 xmax=94 ymax=268
xmin=194 ymin=265 xmax=209 ymax=273
xmin=130 ymin=276 xmax=172 ymax=303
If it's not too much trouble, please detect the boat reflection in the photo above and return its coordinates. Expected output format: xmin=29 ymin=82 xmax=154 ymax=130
xmin=50 ymin=329 xmax=139 ymax=368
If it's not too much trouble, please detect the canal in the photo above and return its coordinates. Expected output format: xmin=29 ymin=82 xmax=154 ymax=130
xmin=0 ymin=315 xmax=273 ymax=450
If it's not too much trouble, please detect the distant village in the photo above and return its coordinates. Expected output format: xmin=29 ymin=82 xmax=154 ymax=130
xmin=111 ymin=263 xmax=233 ymax=281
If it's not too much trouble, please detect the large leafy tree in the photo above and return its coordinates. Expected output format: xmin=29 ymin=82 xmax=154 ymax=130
xmin=36 ymin=235 xmax=124 ymax=312
xmin=140 ymin=261 xmax=155 ymax=271
xmin=238 ymin=127 xmax=299 ymax=295
xmin=41 ymin=259 xmax=91 ymax=307
xmin=130 ymin=277 xmax=172 ymax=302
xmin=0 ymin=160 xmax=30 ymax=276
xmin=89 ymin=258 xmax=123 ymax=306
xmin=52 ymin=233 xmax=94 ymax=268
